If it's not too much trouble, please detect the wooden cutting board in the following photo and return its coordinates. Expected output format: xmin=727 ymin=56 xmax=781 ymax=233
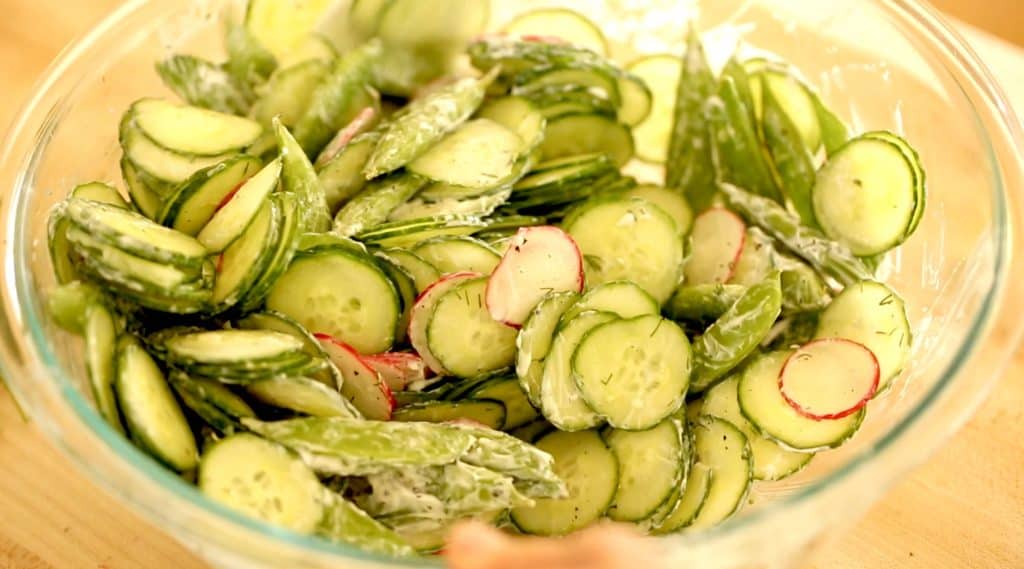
xmin=1 ymin=2 xmax=1022 ymax=568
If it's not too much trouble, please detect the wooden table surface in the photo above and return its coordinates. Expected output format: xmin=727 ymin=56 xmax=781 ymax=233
xmin=1 ymin=2 xmax=1022 ymax=568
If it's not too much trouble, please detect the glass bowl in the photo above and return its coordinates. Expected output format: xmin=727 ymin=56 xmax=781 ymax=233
xmin=2 ymin=1 xmax=1023 ymax=568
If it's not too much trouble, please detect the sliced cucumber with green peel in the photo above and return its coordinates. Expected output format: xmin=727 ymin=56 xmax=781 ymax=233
xmin=84 ymin=303 xmax=123 ymax=433
xmin=199 ymin=433 xmax=325 ymax=534
xmin=132 ymin=98 xmax=262 ymax=156
xmin=502 ymin=8 xmax=608 ymax=56
xmin=701 ymin=375 xmax=812 ymax=481
xmin=465 ymin=377 xmax=539 ymax=431
xmin=247 ymin=375 xmax=360 ymax=418
xmin=252 ymin=60 xmax=329 ymax=128
xmin=476 ymin=96 xmax=547 ymax=153
xmin=538 ymin=113 xmax=634 ymax=167
xmin=245 ymin=0 xmax=336 ymax=60
xmin=540 ymin=311 xmax=616 ymax=432
xmin=511 ymin=429 xmax=617 ymax=536
xmin=159 ymin=155 xmax=262 ymax=236
xmin=812 ymin=134 xmax=921 ymax=256
xmin=408 ymin=119 xmax=523 ymax=189
xmin=318 ymin=132 xmax=378 ymax=213
xmin=813 ymin=280 xmax=911 ymax=392
xmin=573 ymin=315 xmax=690 ymax=430
xmin=624 ymin=185 xmax=693 ymax=236
xmin=210 ymin=198 xmax=279 ymax=310
xmin=266 ymin=248 xmax=400 ymax=354
xmin=627 ymin=55 xmax=680 ymax=162
xmin=653 ymin=462 xmax=711 ymax=534
xmin=120 ymin=116 xmax=235 ymax=185
xmin=116 ymin=337 xmax=198 ymax=471
xmin=516 ymin=290 xmax=580 ymax=408
xmin=71 ymin=182 xmax=128 ymax=208
xmin=413 ymin=236 xmax=501 ymax=275
xmin=738 ymin=351 xmax=864 ymax=451
xmin=605 ymin=418 xmax=685 ymax=522
xmin=560 ymin=281 xmax=659 ymax=324
xmin=426 ymin=277 xmax=517 ymax=378
xmin=196 ymin=158 xmax=279 ymax=253
xmin=564 ymin=197 xmax=683 ymax=305
xmin=374 ymin=249 xmax=440 ymax=293
xmin=356 ymin=216 xmax=487 ymax=249
xmin=121 ymin=158 xmax=165 ymax=221
xmin=686 ymin=416 xmax=752 ymax=530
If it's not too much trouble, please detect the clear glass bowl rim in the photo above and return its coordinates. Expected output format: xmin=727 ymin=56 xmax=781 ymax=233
xmin=2 ymin=0 xmax=1023 ymax=566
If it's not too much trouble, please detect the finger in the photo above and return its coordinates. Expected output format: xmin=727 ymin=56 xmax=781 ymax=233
xmin=445 ymin=521 xmax=579 ymax=569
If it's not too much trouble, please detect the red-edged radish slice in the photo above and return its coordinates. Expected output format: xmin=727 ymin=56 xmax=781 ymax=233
xmin=520 ymin=34 xmax=568 ymax=44
xmin=408 ymin=271 xmax=481 ymax=375
xmin=485 ymin=226 xmax=585 ymax=326
xmin=214 ymin=181 xmax=245 ymax=213
xmin=778 ymin=338 xmax=880 ymax=420
xmin=682 ymin=208 xmax=746 ymax=285
xmin=362 ymin=352 xmax=428 ymax=391
xmin=315 ymin=106 xmax=379 ymax=167
xmin=315 ymin=334 xmax=395 ymax=420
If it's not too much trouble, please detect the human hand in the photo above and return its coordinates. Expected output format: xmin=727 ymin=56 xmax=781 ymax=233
xmin=444 ymin=520 xmax=668 ymax=569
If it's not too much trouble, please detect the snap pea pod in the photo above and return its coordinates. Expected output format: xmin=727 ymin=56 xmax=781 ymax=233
xmin=455 ymin=424 xmax=566 ymax=499
xmin=663 ymin=283 xmax=746 ymax=323
xmin=169 ymin=372 xmax=254 ymax=434
xmin=467 ymin=37 xmax=610 ymax=77
xmin=317 ymin=490 xmax=416 ymax=558
xmin=275 ymin=119 xmax=332 ymax=234
xmin=363 ymin=69 xmax=496 ymax=179
xmin=242 ymin=418 xmax=477 ymax=475
xmin=710 ymin=76 xmax=783 ymax=203
xmin=720 ymin=183 xmax=873 ymax=286
xmin=293 ymin=40 xmax=382 ymax=157
xmin=334 ymin=173 xmax=429 ymax=236
xmin=360 ymin=462 xmax=533 ymax=523
xmin=666 ymin=25 xmax=717 ymax=211
xmin=812 ymin=92 xmax=851 ymax=156
xmin=745 ymin=227 xmax=830 ymax=313
xmin=224 ymin=22 xmax=277 ymax=97
xmin=691 ymin=272 xmax=782 ymax=392
xmin=762 ymin=85 xmax=818 ymax=228
xmin=155 ymin=55 xmax=250 ymax=115
xmin=720 ymin=58 xmax=757 ymax=124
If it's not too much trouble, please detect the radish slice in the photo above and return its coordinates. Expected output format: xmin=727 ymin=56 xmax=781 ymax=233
xmin=408 ymin=271 xmax=481 ymax=375
xmin=683 ymin=208 xmax=746 ymax=285
xmin=214 ymin=181 xmax=245 ymax=212
xmin=315 ymin=334 xmax=395 ymax=420
xmin=485 ymin=226 xmax=585 ymax=326
xmin=315 ymin=106 xmax=378 ymax=167
xmin=778 ymin=338 xmax=880 ymax=420
xmin=362 ymin=352 xmax=427 ymax=391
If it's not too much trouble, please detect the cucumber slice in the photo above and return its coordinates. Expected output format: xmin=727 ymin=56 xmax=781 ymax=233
xmin=199 ymin=433 xmax=325 ymax=534
xmin=756 ymin=70 xmax=822 ymax=152
xmin=237 ymin=193 xmax=301 ymax=312
xmin=247 ymin=375 xmax=360 ymax=418
xmin=573 ymin=315 xmax=690 ymax=430
xmin=605 ymin=419 xmax=685 ymax=522
xmin=71 ymin=182 xmax=128 ymax=208
xmin=159 ymin=155 xmax=263 ymax=236
xmin=624 ymin=185 xmax=693 ymax=237
xmin=523 ymin=86 xmax=616 ymax=121
xmin=121 ymin=157 xmax=165 ymax=220
xmin=408 ymin=119 xmax=523 ymax=189
xmin=502 ymin=8 xmax=608 ymax=56
xmin=564 ymin=197 xmax=683 ymax=305
xmin=539 ymin=113 xmax=634 ymax=167
xmin=540 ymin=311 xmax=616 ymax=432
xmin=66 ymin=227 xmax=205 ymax=291
xmin=509 ymin=419 xmax=554 ymax=443
xmin=861 ymin=131 xmax=926 ymax=237
xmin=64 ymin=198 xmax=207 ymax=267
xmin=115 ymin=337 xmax=198 ymax=471
xmin=373 ymin=254 xmax=417 ymax=343
xmin=653 ymin=462 xmax=711 ymax=534
xmin=224 ymin=21 xmax=277 ymax=92
xmin=120 ymin=118 xmax=235 ymax=185
xmin=393 ymin=400 xmax=507 ymax=430
xmin=170 ymin=373 xmax=255 ymax=434
xmin=414 ymin=237 xmax=501 ymax=275
xmin=701 ymin=376 xmax=812 ymax=481
xmin=266 ymin=249 xmax=401 ymax=354
xmin=84 ymin=303 xmax=123 ymax=433
xmin=246 ymin=0 xmax=335 ymax=60
xmin=388 ymin=187 xmax=512 ymax=222
xmin=516 ymin=290 xmax=580 ymax=407
xmin=813 ymin=280 xmax=911 ymax=392
xmin=238 ymin=310 xmax=334 ymax=372
xmin=616 ymin=73 xmax=653 ymax=127
xmin=738 ymin=352 xmax=864 ymax=451
xmin=163 ymin=329 xmax=304 ymax=366
xmin=511 ymin=430 xmax=617 ymax=536
xmin=476 ymin=96 xmax=546 ymax=153
xmin=376 ymin=0 xmax=489 ymax=47
xmin=687 ymin=417 xmax=752 ymax=530
xmin=375 ymin=249 xmax=440 ymax=293
xmin=211 ymin=198 xmax=278 ymax=309
xmin=466 ymin=378 xmax=538 ymax=431
xmin=560 ymin=281 xmax=659 ymax=324
xmin=684 ymin=208 xmax=747 ymax=285
xmin=409 ymin=272 xmax=480 ymax=375
xmin=426 ymin=277 xmax=517 ymax=378
xmin=812 ymin=135 xmax=919 ymax=256
xmin=196 ymin=158 xmax=279 ymax=252
xmin=515 ymin=67 xmax=621 ymax=107
xmin=252 ymin=60 xmax=329 ymax=128
xmin=626 ymin=55 xmax=680 ymax=162
xmin=132 ymin=99 xmax=262 ymax=156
